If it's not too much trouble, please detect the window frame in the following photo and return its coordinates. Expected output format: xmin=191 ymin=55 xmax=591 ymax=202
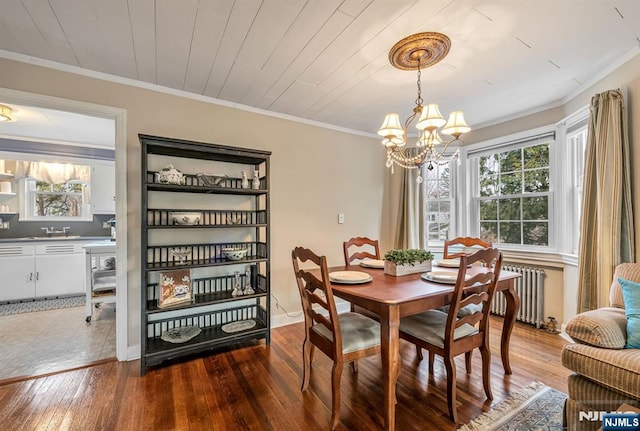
xmin=19 ymin=177 xmax=92 ymax=222
xmin=422 ymin=159 xmax=457 ymax=247
xmin=464 ymin=126 xmax=557 ymax=251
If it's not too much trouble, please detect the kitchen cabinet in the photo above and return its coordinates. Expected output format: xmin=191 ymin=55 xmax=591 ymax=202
xmin=0 ymin=242 xmax=86 ymax=301
xmin=91 ymin=163 xmax=116 ymax=214
xmin=0 ymin=249 xmax=35 ymax=301
xmin=140 ymin=134 xmax=271 ymax=374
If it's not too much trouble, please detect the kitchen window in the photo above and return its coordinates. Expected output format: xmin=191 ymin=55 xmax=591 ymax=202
xmin=17 ymin=161 xmax=92 ymax=221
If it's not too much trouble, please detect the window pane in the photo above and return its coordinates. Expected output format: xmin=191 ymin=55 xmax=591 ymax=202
xmin=480 ymin=222 xmax=497 ymax=243
xmin=480 ymin=199 xmax=497 ymax=220
xmin=522 ymin=196 xmax=548 ymax=220
xmin=480 ymin=175 xmax=498 ymax=197
xmin=427 ymin=201 xmax=439 ymax=213
xmin=35 ymin=193 xmax=82 ymax=217
xmin=499 ymin=198 xmax=520 ymax=220
xmin=500 ymin=172 xmax=522 ymax=195
xmin=523 ymin=222 xmax=548 ymax=245
xmin=524 ymin=144 xmax=549 ymax=169
xmin=499 ymin=149 xmax=522 ymax=173
xmin=479 ymin=155 xmax=499 ymax=175
xmin=499 ymin=222 xmax=521 ymax=244
xmin=524 ymin=169 xmax=549 ymax=192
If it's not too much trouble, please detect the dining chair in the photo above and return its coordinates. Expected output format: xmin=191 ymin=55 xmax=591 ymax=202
xmin=342 ymin=236 xmax=380 ymax=267
xmin=291 ymin=247 xmax=381 ymax=430
xmin=443 ymin=236 xmax=492 ymax=259
xmin=399 ymin=248 xmax=503 ymax=423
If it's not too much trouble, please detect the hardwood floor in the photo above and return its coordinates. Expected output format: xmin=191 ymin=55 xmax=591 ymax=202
xmin=0 ymin=316 xmax=570 ymax=430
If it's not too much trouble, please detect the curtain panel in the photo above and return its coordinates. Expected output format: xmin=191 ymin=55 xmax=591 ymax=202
xmin=577 ymin=89 xmax=635 ymax=312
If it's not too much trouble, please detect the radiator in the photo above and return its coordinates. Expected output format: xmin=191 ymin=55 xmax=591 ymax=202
xmin=491 ymin=264 xmax=545 ymax=328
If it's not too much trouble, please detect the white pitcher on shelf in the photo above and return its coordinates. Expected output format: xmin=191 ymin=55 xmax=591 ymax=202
xmin=241 ymin=171 xmax=249 ymax=189
xmin=252 ymin=170 xmax=260 ymax=189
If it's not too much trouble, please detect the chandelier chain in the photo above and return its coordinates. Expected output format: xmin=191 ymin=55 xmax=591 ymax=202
xmin=415 ymin=62 xmax=423 ymax=107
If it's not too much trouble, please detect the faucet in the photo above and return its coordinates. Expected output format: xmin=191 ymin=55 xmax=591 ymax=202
xmin=41 ymin=226 xmax=71 ymax=236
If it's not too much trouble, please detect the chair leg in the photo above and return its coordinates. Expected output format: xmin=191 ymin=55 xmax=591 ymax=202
xmin=465 ymin=351 xmax=472 ymax=374
xmin=415 ymin=344 xmax=423 ymax=361
xmin=330 ymin=362 xmax=344 ymax=430
xmin=428 ymin=351 xmax=435 ymax=375
xmin=480 ymin=345 xmax=493 ymax=400
xmin=351 ymin=360 xmax=358 ymax=373
xmin=301 ymin=338 xmax=312 ymax=391
xmin=444 ymin=355 xmax=458 ymax=423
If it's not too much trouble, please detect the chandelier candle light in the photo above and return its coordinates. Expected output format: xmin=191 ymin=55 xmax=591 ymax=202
xmin=378 ymin=32 xmax=470 ymax=183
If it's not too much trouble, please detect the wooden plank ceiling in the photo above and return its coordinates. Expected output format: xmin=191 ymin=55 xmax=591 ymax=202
xmin=0 ymin=0 xmax=639 ymax=135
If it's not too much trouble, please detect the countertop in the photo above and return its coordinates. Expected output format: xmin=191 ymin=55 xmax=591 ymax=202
xmin=0 ymin=236 xmax=112 ymax=244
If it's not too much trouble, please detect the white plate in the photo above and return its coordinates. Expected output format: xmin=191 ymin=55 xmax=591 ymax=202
xmin=360 ymin=258 xmax=385 ymax=269
xmin=329 ymin=271 xmax=373 ymax=284
xmin=221 ymin=319 xmax=256 ymax=333
xmin=421 ymin=271 xmax=471 ymax=284
xmin=436 ymin=258 xmax=461 ymax=268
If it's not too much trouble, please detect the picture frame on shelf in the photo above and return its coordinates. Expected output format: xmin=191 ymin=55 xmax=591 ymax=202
xmin=158 ymin=269 xmax=192 ymax=308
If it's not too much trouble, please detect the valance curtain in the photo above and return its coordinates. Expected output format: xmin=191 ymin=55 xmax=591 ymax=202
xmin=394 ymin=166 xmax=426 ymax=249
xmin=577 ymin=89 xmax=635 ymax=312
xmin=15 ymin=161 xmax=90 ymax=184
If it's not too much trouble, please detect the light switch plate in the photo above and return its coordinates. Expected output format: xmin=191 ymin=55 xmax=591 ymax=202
xmin=338 ymin=213 xmax=345 ymax=224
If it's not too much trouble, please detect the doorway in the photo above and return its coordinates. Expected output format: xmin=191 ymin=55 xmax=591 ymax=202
xmin=0 ymin=87 xmax=127 ymax=381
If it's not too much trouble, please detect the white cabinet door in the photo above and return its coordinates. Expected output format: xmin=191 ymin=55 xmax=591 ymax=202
xmin=92 ymin=164 xmax=116 ymax=214
xmin=35 ymin=253 xmax=85 ymax=297
xmin=0 ymin=256 xmax=35 ymax=301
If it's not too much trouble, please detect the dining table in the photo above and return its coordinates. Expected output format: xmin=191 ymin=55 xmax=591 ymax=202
xmin=328 ymin=263 xmax=521 ymax=431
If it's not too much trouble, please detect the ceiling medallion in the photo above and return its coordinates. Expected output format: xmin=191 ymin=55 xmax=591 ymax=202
xmin=377 ymin=32 xmax=469 ymax=182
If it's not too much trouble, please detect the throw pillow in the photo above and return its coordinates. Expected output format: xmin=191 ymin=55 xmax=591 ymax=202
xmin=619 ymin=277 xmax=640 ymax=349
xmin=564 ymin=307 xmax=627 ymax=348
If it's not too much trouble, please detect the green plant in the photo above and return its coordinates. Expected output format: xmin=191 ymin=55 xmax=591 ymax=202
xmin=383 ymin=249 xmax=433 ymax=266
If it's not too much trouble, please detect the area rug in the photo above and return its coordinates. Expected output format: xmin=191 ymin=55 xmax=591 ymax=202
xmin=0 ymin=295 xmax=85 ymax=316
xmin=460 ymin=382 xmax=567 ymax=431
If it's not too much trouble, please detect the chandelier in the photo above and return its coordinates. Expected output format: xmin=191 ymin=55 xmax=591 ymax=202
xmin=377 ymin=32 xmax=470 ymax=183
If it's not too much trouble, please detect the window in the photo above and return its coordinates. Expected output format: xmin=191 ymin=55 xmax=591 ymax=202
xmin=568 ymin=124 xmax=588 ymax=254
xmin=16 ymin=161 xmax=92 ymax=221
xmin=423 ymin=161 xmax=455 ymax=244
xmin=473 ymin=141 xmax=551 ymax=246
xmin=33 ymin=180 xmax=85 ymax=217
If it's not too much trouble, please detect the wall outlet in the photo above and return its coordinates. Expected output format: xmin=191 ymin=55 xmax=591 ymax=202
xmin=338 ymin=213 xmax=345 ymax=224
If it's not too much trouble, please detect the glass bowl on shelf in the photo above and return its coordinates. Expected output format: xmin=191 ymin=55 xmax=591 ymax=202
xmin=196 ymin=173 xmax=228 ymax=187
xmin=170 ymin=247 xmax=192 ymax=265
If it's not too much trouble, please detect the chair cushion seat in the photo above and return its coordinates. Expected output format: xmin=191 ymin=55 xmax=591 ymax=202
xmin=399 ymin=310 xmax=478 ymax=348
xmin=312 ymin=312 xmax=380 ymax=354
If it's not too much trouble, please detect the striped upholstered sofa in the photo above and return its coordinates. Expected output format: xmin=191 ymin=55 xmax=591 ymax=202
xmin=562 ymin=263 xmax=640 ymax=431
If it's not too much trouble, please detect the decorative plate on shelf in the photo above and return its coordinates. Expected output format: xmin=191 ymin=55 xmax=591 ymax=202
xmin=160 ymin=325 xmax=201 ymax=343
xmin=222 ymin=319 xmax=256 ymax=333
xmin=421 ymin=271 xmax=470 ymax=285
xmin=329 ymin=271 xmax=373 ymax=284
xmin=360 ymin=258 xmax=385 ymax=269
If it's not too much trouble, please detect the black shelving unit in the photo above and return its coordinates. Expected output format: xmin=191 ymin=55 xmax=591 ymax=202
xmin=139 ymin=134 xmax=271 ymax=374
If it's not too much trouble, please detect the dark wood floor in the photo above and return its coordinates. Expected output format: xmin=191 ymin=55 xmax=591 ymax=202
xmin=0 ymin=316 xmax=570 ymax=430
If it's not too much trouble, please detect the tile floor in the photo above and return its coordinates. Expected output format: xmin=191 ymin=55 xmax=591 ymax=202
xmin=0 ymin=303 xmax=116 ymax=381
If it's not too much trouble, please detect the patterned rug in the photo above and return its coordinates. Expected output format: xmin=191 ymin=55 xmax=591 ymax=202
xmin=460 ymin=382 xmax=567 ymax=431
xmin=0 ymin=296 xmax=85 ymax=316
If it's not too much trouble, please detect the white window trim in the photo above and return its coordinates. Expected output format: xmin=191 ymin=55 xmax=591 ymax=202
xmin=18 ymin=177 xmax=93 ymax=222
xmin=463 ymin=125 xmax=557 ymax=251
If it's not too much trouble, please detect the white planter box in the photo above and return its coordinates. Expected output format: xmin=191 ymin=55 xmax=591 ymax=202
xmin=384 ymin=260 xmax=432 ymax=276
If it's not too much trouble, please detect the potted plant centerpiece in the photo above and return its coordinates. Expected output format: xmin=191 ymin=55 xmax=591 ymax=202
xmin=383 ymin=248 xmax=434 ymax=276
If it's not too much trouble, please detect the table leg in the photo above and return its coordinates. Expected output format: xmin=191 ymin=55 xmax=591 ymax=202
xmin=380 ymin=305 xmax=400 ymax=431
xmin=500 ymin=280 xmax=520 ymax=375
